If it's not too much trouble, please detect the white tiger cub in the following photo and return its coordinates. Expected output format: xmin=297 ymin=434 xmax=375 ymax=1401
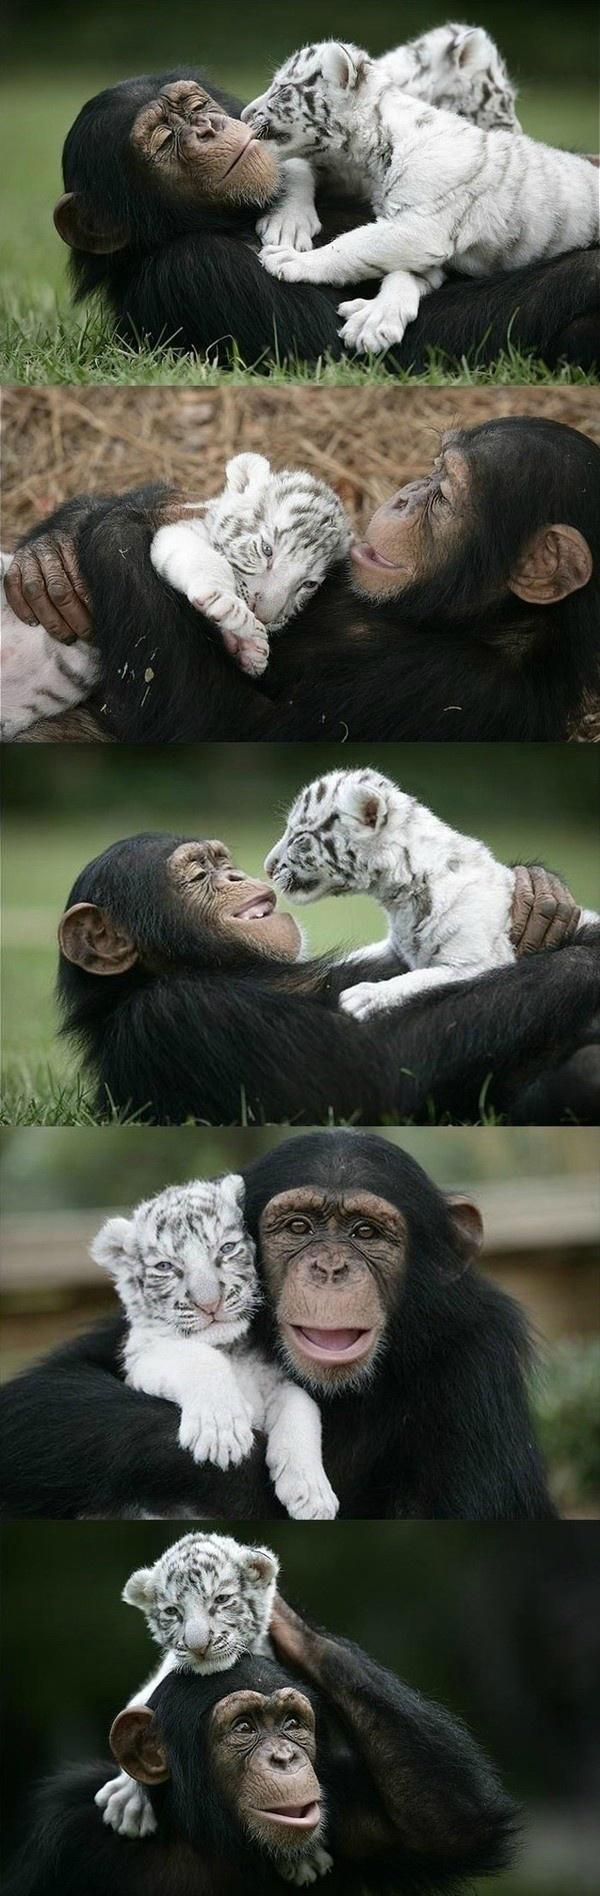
xmin=92 ymin=1176 xmax=338 ymax=1517
xmin=245 ymin=39 xmax=598 ymax=356
xmin=150 ymin=452 xmax=351 ymax=678
xmin=252 ymin=22 xmax=520 ymax=267
xmin=265 ymin=768 xmax=598 ymax=1022
xmin=1 ymin=552 xmax=99 ymax=739
xmin=95 ymin=1533 xmax=279 ymax=1840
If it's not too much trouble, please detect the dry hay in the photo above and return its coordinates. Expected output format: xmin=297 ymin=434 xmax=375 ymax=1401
xmin=3 ymin=386 xmax=599 ymax=541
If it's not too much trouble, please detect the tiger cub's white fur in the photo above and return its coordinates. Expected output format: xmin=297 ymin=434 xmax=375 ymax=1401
xmin=245 ymin=38 xmax=598 ymax=356
xmin=1 ymin=552 xmax=99 ymax=739
xmin=252 ymin=22 xmax=520 ymax=265
xmin=266 ymin=768 xmax=598 ymax=1021
xmin=92 ymin=1176 xmax=337 ymax=1517
xmin=151 ymin=452 xmax=351 ymax=677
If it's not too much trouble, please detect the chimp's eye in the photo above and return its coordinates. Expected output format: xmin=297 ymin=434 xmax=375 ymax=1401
xmin=352 ymin=1221 xmax=378 ymax=1241
xmin=232 ymin=1717 xmax=255 ymax=1735
xmin=287 ymin=1217 xmax=312 ymax=1235
xmin=283 ymin=1716 xmax=300 ymax=1732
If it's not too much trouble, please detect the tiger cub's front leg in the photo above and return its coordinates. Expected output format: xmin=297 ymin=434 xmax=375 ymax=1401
xmin=150 ymin=522 xmax=270 ymax=676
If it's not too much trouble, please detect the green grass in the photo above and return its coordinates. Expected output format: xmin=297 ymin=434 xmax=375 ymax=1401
xmin=1 ymin=72 xmax=598 ymax=387
xmin=2 ymin=806 xmax=597 ymax=1128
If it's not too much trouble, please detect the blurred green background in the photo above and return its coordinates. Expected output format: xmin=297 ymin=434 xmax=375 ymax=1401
xmin=1 ymin=1 xmax=597 ymax=303
xmin=3 ymin=1520 xmax=599 ymax=1893
xmin=2 ymin=743 xmax=598 ymax=1111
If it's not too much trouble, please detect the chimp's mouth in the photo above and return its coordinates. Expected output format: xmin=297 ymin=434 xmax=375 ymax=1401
xmin=285 ymin=1323 xmax=376 ymax=1364
xmin=351 ymin=542 xmax=402 ymax=572
xmin=222 ymin=135 xmax=257 ymax=179
xmin=232 ymin=891 xmax=277 ymax=922
xmin=256 ymin=1801 xmax=321 ymax=1829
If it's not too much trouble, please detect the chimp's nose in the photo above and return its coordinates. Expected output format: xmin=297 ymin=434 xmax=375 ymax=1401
xmin=181 ymin=114 xmax=226 ymax=148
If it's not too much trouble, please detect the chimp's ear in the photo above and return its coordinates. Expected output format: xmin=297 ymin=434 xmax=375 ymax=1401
xmin=109 ymin=1707 xmax=170 ymax=1784
xmin=321 ymin=42 xmax=362 ymax=90
xmin=225 ymin=453 xmax=271 ymax=495
xmin=345 ymin=779 xmax=387 ymax=832
xmin=122 ymin=1567 xmax=157 ymax=1611
xmin=53 ymin=192 xmax=129 ymax=254
xmin=447 ymin=1196 xmax=484 ymax=1255
xmin=58 ymin=903 xmax=138 ymax=976
xmin=509 ymin=525 xmax=592 ymax=605
xmin=90 ymin=1216 xmax=134 ymax=1277
xmin=244 ymin=1545 xmax=280 ymax=1589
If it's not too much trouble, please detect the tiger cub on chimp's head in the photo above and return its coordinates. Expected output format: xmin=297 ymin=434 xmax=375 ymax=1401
xmin=151 ymin=451 xmax=351 ymax=677
xmin=95 ymin=1532 xmax=334 ymax=1884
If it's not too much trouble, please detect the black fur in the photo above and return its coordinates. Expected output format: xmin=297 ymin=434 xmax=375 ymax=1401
xmin=54 ymin=831 xmax=600 ymax=1124
xmin=4 ymin=1639 xmax=517 ymax=1894
xmin=0 ymin=1132 xmax=555 ymax=1518
xmin=60 ymin=69 xmax=600 ymax=372
xmin=21 ymin=418 xmax=600 ymax=741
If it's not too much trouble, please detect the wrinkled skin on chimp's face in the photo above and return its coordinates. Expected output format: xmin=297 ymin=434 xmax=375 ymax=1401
xmin=168 ymin=840 xmax=302 ymax=960
xmin=259 ymin=1186 xmax=407 ymax=1391
xmin=130 ymin=80 xmax=281 ymax=208
xmin=211 ymin=1688 xmax=324 ymax=1860
xmin=350 ymin=444 xmax=468 ymax=598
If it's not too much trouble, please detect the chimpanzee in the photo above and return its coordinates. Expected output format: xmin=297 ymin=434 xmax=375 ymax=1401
xmin=5 ymin=419 xmax=600 ymax=742
xmin=4 ymin=1594 xmax=517 ymax=1896
xmin=52 ymin=71 xmax=599 ymax=373
xmin=52 ymin=833 xmax=599 ymax=1127
xmin=0 ymin=1132 xmax=558 ymax=1518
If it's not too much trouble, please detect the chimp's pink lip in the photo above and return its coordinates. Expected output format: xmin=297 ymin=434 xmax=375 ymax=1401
xmin=351 ymin=542 xmax=401 ymax=571
xmin=232 ymin=891 xmax=276 ymax=922
xmin=286 ymin=1323 xmax=376 ymax=1363
xmin=256 ymin=1801 xmax=321 ymax=1828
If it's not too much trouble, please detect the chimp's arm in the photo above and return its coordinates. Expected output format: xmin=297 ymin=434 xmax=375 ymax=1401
xmin=0 ymin=1318 xmax=275 ymax=1519
xmin=118 ymin=238 xmax=598 ymax=373
xmin=83 ymin=930 xmax=600 ymax=1125
xmin=272 ymin=1601 xmax=517 ymax=1882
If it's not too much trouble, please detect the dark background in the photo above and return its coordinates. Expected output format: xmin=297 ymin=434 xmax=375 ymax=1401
xmin=2 ymin=1522 xmax=599 ymax=1894
xmin=3 ymin=2 xmax=597 ymax=83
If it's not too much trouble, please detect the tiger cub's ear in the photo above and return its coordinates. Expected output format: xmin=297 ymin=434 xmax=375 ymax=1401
xmin=345 ymin=778 xmax=388 ymax=833
xmin=225 ymin=453 xmax=271 ymax=496
xmin=218 ymin=1172 xmax=246 ymax=1212
xmin=123 ymin=1566 xmax=158 ymax=1611
xmin=90 ymin=1215 xmax=134 ymax=1277
xmin=243 ymin=1545 xmax=280 ymax=1589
